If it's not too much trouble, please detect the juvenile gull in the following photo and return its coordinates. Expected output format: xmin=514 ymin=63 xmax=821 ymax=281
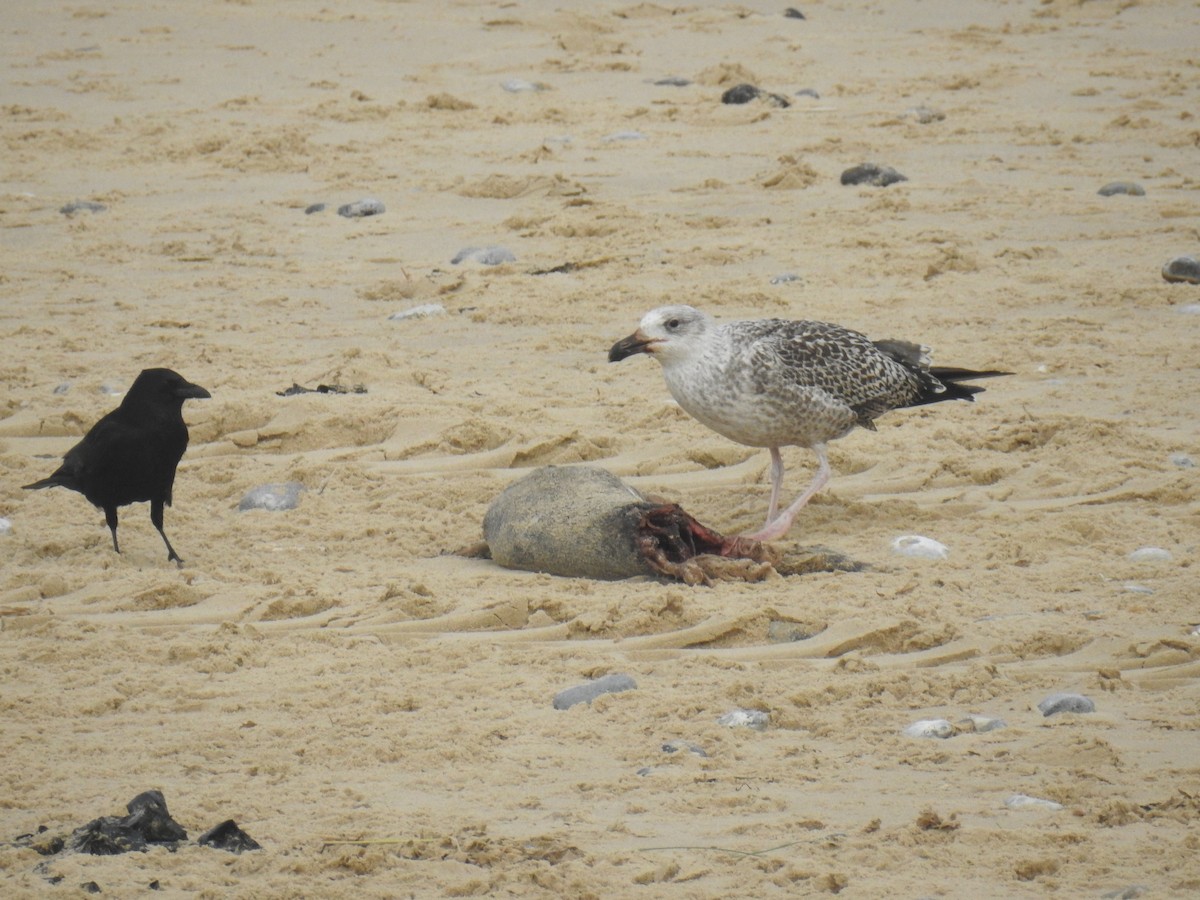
xmin=608 ymin=305 xmax=1008 ymax=542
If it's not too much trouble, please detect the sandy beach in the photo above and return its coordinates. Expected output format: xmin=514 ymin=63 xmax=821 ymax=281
xmin=2 ymin=0 xmax=1198 ymax=895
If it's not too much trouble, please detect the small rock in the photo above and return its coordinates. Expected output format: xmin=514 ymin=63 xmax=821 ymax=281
xmin=0 ymin=517 xmax=11 ymax=536
xmin=1162 ymin=256 xmax=1200 ymax=284
xmin=769 ymin=273 xmax=801 ymax=285
xmin=553 ymin=673 xmax=637 ymax=710
xmin=501 ymin=78 xmax=547 ymax=93
xmin=53 ymin=382 xmax=71 ymax=395
xmin=794 ymin=88 xmax=821 ymax=99
xmin=1169 ymin=453 xmax=1196 ymax=468
xmin=721 ymin=83 xmax=761 ymax=105
xmin=602 ymin=130 xmax=646 ymax=142
xmin=717 ymin=708 xmax=769 ymax=730
xmin=906 ymin=105 xmax=945 ymax=124
xmin=891 ymin=535 xmax=948 ymax=560
xmin=197 ymin=820 xmax=261 ymax=854
xmin=389 ymin=303 xmax=447 ymax=321
xmin=304 ymin=203 xmax=326 ymax=215
xmin=841 ymin=163 xmax=908 ymax=187
xmin=1101 ymin=887 xmax=1148 ymax=900
xmin=1005 ymin=794 xmax=1064 ymax=811
xmin=662 ymin=740 xmax=708 ymax=757
xmin=98 ymin=382 xmax=123 ymax=396
xmin=337 ymin=198 xmax=385 ymax=218
xmin=1127 ymin=546 xmax=1172 ymax=563
xmin=238 ymin=482 xmax=305 ymax=512
xmin=451 ymin=246 xmax=516 ymax=265
xmin=1097 ymin=181 xmax=1145 ymax=197
xmin=767 ymin=620 xmax=816 ymax=642
xmin=654 ymin=76 xmax=692 ymax=87
xmin=60 ymin=200 xmax=107 ymax=216
xmin=784 ymin=7 xmax=806 ymax=19
xmin=903 ymin=718 xmax=955 ymax=739
xmin=1038 ymin=693 xmax=1095 ymax=716
xmin=81 ymin=882 xmax=102 ymax=894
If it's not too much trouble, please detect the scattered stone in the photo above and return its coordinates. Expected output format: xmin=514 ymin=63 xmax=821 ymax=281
xmin=197 ymin=820 xmax=262 ymax=854
xmin=661 ymin=740 xmax=708 ymax=758
xmin=654 ymin=76 xmax=691 ymax=87
xmin=553 ymin=673 xmax=637 ymax=710
xmin=1162 ymin=256 xmax=1200 ymax=284
xmin=770 ymin=273 xmax=801 ymax=284
xmin=903 ymin=718 xmax=955 ymax=739
xmin=720 ymin=83 xmax=790 ymax=107
xmin=784 ymin=7 xmax=806 ymax=19
xmin=891 ymin=535 xmax=948 ymax=560
xmin=451 ymin=246 xmax=516 ymax=265
xmin=721 ymin=83 xmax=761 ymax=105
xmin=238 ymin=482 xmax=305 ymax=512
xmin=304 ymin=203 xmax=326 ymax=214
xmin=388 ymin=303 xmax=448 ymax=321
xmin=1169 ymin=452 xmax=1195 ymax=468
xmin=81 ymin=882 xmax=101 ymax=894
xmin=794 ymin=88 xmax=821 ymax=99
xmin=59 ymin=200 xmax=107 ymax=216
xmin=337 ymin=198 xmax=385 ymax=218
xmin=98 ymin=382 xmax=124 ymax=396
xmin=53 ymin=382 xmax=71 ymax=395
xmin=1005 ymin=794 xmax=1064 ymax=811
xmin=0 ymin=517 xmax=11 ymax=536
xmin=602 ymin=130 xmax=646 ymax=142
xmin=1127 ymin=546 xmax=1172 ymax=563
xmin=1121 ymin=583 xmax=1154 ymax=595
xmin=276 ymin=382 xmax=367 ymax=397
xmin=1097 ymin=181 xmax=1145 ymax=197
xmin=717 ymin=709 xmax=769 ymax=730
xmin=501 ymin=78 xmax=547 ymax=93
xmin=841 ymin=163 xmax=908 ymax=187
xmin=906 ymin=105 xmax=945 ymax=124
xmin=1038 ymin=693 xmax=1095 ymax=716
xmin=1101 ymin=887 xmax=1148 ymax=900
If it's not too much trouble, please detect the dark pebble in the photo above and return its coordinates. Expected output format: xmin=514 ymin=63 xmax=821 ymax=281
xmin=1162 ymin=256 xmax=1200 ymax=284
xmin=337 ymin=198 xmax=385 ymax=218
xmin=840 ymin=163 xmax=908 ymax=187
xmin=1097 ymin=181 xmax=1145 ymax=197
xmin=655 ymin=76 xmax=692 ymax=87
xmin=81 ymin=882 xmax=102 ymax=894
xmin=784 ymin=7 xmax=806 ymax=18
xmin=795 ymin=88 xmax=820 ymax=99
xmin=197 ymin=820 xmax=262 ymax=854
xmin=304 ymin=203 xmax=326 ymax=214
xmin=60 ymin=201 xmax=106 ymax=216
xmin=553 ymin=673 xmax=637 ymax=710
xmin=721 ymin=84 xmax=762 ymax=105
xmin=68 ymin=790 xmax=188 ymax=855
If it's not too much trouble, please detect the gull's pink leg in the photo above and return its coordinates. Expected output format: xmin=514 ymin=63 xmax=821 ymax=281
xmin=764 ymin=446 xmax=785 ymax=524
xmin=742 ymin=443 xmax=831 ymax=542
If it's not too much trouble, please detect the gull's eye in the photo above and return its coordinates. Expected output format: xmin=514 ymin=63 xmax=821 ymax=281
xmin=666 ymin=318 xmax=680 ymax=330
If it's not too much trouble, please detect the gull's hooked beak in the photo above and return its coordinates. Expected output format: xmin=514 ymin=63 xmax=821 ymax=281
xmin=608 ymin=330 xmax=657 ymax=363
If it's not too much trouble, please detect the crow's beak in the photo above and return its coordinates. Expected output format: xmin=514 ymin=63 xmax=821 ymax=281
xmin=176 ymin=382 xmax=211 ymax=400
xmin=608 ymin=330 xmax=655 ymax=363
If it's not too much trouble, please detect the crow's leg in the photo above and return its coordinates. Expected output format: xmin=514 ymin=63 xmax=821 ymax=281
xmin=104 ymin=506 xmax=120 ymax=554
xmin=150 ymin=498 xmax=182 ymax=564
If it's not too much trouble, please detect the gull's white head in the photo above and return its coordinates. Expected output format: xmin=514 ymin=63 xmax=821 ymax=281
xmin=608 ymin=305 xmax=714 ymax=366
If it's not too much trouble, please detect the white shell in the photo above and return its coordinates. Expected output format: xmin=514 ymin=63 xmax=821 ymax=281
xmin=891 ymin=535 xmax=949 ymax=560
xmin=389 ymin=303 xmax=447 ymax=321
xmin=1127 ymin=547 xmax=1172 ymax=563
xmin=1005 ymin=794 xmax=1064 ymax=811
xmin=717 ymin=709 xmax=769 ymax=730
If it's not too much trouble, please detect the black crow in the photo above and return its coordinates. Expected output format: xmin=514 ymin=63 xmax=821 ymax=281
xmin=23 ymin=368 xmax=211 ymax=564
